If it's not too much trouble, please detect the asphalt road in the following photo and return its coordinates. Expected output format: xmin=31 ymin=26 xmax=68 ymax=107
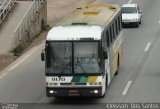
xmin=0 ymin=0 xmax=160 ymax=108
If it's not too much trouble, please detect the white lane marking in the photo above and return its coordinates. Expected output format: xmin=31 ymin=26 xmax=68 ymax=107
xmin=144 ymin=42 xmax=151 ymax=52
xmin=7 ymin=52 xmax=33 ymax=72
xmin=7 ymin=45 xmax=42 ymax=72
xmin=0 ymin=51 xmax=34 ymax=79
xmin=0 ymin=44 xmax=43 ymax=79
xmin=159 ymin=21 xmax=160 ymax=23
xmin=128 ymin=0 xmax=133 ymax=4
xmin=122 ymin=81 xmax=132 ymax=95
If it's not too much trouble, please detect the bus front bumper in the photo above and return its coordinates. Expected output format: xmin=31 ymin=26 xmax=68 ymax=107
xmin=46 ymin=87 xmax=103 ymax=97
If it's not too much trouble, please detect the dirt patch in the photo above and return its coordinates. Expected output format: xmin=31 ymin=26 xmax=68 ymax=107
xmin=47 ymin=0 xmax=95 ymax=26
xmin=0 ymin=0 xmax=95 ymax=71
xmin=24 ymin=32 xmax=47 ymax=52
xmin=0 ymin=54 xmax=16 ymax=71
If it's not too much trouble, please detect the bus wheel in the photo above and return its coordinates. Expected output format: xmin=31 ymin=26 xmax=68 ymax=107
xmin=106 ymin=74 xmax=108 ymax=88
xmin=115 ymin=54 xmax=120 ymax=75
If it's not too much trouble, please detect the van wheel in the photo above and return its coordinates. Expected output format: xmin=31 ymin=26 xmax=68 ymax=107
xmin=139 ymin=19 xmax=141 ymax=24
xmin=115 ymin=54 xmax=120 ymax=75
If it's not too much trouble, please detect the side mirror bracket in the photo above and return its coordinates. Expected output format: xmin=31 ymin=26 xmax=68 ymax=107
xmin=103 ymin=50 xmax=108 ymax=59
xmin=41 ymin=50 xmax=45 ymax=61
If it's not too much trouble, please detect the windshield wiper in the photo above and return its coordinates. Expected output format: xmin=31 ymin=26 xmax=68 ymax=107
xmin=76 ymin=57 xmax=87 ymax=74
xmin=59 ymin=56 xmax=72 ymax=75
xmin=59 ymin=65 xmax=68 ymax=75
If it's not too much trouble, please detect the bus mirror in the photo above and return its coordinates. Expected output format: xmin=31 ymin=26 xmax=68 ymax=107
xmin=41 ymin=51 xmax=45 ymax=61
xmin=103 ymin=51 xmax=108 ymax=59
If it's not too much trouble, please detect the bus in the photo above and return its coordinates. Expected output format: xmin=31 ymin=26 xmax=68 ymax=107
xmin=41 ymin=4 xmax=123 ymax=97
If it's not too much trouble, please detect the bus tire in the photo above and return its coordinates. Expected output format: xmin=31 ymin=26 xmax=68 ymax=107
xmin=115 ymin=54 xmax=120 ymax=76
xmin=106 ymin=74 xmax=108 ymax=87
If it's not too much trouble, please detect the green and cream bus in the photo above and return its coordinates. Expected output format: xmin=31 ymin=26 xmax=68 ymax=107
xmin=41 ymin=4 xmax=123 ymax=97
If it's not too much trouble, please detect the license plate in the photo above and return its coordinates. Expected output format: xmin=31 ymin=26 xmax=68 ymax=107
xmin=124 ymin=22 xmax=130 ymax=24
xmin=68 ymin=93 xmax=80 ymax=96
xmin=68 ymin=90 xmax=80 ymax=96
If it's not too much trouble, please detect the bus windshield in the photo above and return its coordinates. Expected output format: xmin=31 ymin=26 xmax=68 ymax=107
xmin=46 ymin=41 xmax=101 ymax=74
xmin=74 ymin=42 xmax=101 ymax=74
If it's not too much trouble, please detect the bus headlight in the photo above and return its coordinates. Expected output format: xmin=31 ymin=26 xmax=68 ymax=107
xmin=49 ymin=90 xmax=57 ymax=94
xmin=49 ymin=90 xmax=54 ymax=94
xmin=94 ymin=90 xmax=99 ymax=94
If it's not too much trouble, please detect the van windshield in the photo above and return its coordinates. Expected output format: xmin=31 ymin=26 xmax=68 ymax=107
xmin=122 ymin=7 xmax=137 ymax=13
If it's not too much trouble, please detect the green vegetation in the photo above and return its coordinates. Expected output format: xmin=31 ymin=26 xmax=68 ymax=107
xmin=35 ymin=32 xmax=41 ymax=38
xmin=35 ymin=24 xmax=51 ymax=38
xmin=43 ymin=25 xmax=51 ymax=32
xmin=12 ymin=44 xmax=24 ymax=56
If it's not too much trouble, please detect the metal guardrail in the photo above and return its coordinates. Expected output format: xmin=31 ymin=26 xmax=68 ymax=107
xmin=0 ymin=0 xmax=6 ymax=5
xmin=0 ymin=0 xmax=15 ymax=24
xmin=12 ymin=0 xmax=45 ymax=48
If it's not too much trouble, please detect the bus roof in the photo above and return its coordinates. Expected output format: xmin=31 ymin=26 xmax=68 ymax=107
xmin=47 ymin=25 xmax=103 ymax=41
xmin=57 ymin=4 xmax=120 ymax=26
xmin=47 ymin=4 xmax=121 ymax=41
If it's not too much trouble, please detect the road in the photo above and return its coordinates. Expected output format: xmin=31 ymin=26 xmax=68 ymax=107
xmin=1 ymin=0 xmax=160 ymax=108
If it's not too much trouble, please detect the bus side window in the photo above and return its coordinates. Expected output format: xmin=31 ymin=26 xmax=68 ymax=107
xmin=102 ymin=32 xmax=106 ymax=48
xmin=118 ymin=15 xmax=122 ymax=31
xmin=112 ymin=24 xmax=115 ymax=40
xmin=109 ymin=27 xmax=113 ymax=43
xmin=115 ymin=19 xmax=119 ymax=35
xmin=114 ymin=21 xmax=117 ymax=38
xmin=106 ymin=30 xmax=110 ymax=47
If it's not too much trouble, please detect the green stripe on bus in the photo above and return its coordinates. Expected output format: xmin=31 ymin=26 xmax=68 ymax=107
xmin=79 ymin=76 xmax=88 ymax=82
xmin=71 ymin=76 xmax=81 ymax=82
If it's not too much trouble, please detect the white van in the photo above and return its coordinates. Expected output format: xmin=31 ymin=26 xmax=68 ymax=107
xmin=122 ymin=4 xmax=142 ymax=27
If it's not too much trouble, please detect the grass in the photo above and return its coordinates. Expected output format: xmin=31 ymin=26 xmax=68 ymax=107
xmin=35 ymin=32 xmax=41 ymax=38
xmin=12 ymin=44 xmax=24 ymax=56
xmin=43 ymin=25 xmax=51 ymax=32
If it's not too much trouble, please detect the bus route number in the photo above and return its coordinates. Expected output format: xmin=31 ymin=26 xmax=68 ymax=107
xmin=51 ymin=77 xmax=65 ymax=82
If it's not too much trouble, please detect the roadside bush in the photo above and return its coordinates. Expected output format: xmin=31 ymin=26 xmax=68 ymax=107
xmin=12 ymin=44 xmax=24 ymax=56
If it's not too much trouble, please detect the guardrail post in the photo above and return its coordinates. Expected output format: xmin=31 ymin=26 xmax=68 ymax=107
xmin=11 ymin=0 xmax=46 ymax=50
xmin=0 ymin=0 xmax=16 ymax=25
